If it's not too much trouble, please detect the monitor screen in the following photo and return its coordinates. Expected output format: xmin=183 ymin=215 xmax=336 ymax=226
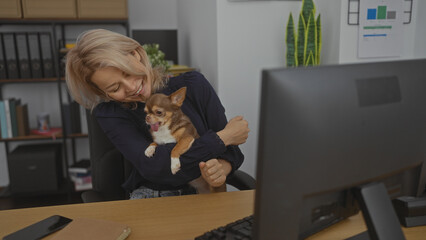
xmin=132 ymin=30 xmax=178 ymax=65
xmin=254 ymin=59 xmax=426 ymax=239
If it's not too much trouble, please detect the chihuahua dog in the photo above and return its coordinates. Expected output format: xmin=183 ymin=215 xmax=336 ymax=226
xmin=144 ymin=87 xmax=211 ymax=193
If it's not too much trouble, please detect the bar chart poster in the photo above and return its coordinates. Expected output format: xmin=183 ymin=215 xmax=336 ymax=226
xmin=358 ymin=0 xmax=403 ymax=58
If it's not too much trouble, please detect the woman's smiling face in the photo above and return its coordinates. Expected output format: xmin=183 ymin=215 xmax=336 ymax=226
xmin=91 ymin=52 xmax=152 ymax=102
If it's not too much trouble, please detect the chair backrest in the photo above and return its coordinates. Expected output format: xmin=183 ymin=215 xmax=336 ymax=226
xmin=86 ymin=110 xmax=133 ymax=200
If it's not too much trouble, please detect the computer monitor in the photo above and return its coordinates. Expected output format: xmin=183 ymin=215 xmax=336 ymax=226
xmin=132 ymin=30 xmax=178 ymax=65
xmin=255 ymin=59 xmax=426 ymax=239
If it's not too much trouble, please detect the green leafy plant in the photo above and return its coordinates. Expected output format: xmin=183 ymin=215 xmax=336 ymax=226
xmin=286 ymin=0 xmax=321 ymax=67
xmin=142 ymin=44 xmax=170 ymax=71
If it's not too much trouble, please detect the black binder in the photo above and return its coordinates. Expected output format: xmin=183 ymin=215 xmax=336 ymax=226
xmin=2 ymin=33 xmax=19 ymax=79
xmin=27 ymin=33 xmax=43 ymax=79
xmin=71 ymin=101 xmax=81 ymax=134
xmin=16 ymin=33 xmax=31 ymax=79
xmin=0 ymin=33 xmax=7 ymax=79
xmin=62 ymin=101 xmax=81 ymax=134
xmin=39 ymin=33 xmax=55 ymax=78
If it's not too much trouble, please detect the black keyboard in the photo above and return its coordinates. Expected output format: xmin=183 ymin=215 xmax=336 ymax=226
xmin=195 ymin=215 xmax=254 ymax=240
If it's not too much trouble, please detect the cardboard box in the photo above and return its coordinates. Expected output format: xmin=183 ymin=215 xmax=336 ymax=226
xmin=0 ymin=0 xmax=22 ymax=19
xmin=77 ymin=0 xmax=128 ymax=19
xmin=22 ymin=0 xmax=77 ymax=19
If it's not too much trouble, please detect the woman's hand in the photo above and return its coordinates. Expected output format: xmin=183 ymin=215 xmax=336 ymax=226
xmin=217 ymin=116 xmax=250 ymax=146
xmin=199 ymin=159 xmax=232 ymax=188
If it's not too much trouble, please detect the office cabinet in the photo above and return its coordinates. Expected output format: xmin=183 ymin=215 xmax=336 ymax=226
xmin=0 ymin=19 xmax=129 ymax=199
xmin=0 ymin=0 xmax=22 ymax=19
xmin=77 ymin=0 xmax=128 ymax=19
xmin=8 ymin=143 xmax=62 ymax=194
xmin=22 ymin=0 xmax=77 ymax=19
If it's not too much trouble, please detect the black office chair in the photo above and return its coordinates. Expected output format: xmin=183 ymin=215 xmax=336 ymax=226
xmin=81 ymin=110 xmax=256 ymax=203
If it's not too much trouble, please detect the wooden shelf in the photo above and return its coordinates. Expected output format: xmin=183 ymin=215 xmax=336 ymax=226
xmin=0 ymin=77 xmax=62 ymax=84
xmin=67 ymin=133 xmax=89 ymax=138
xmin=0 ymin=19 xmax=128 ymax=25
xmin=0 ymin=132 xmax=88 ymax=142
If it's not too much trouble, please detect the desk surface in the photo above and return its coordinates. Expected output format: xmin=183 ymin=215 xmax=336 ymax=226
xmin=0 ymin=190 xmax=425 ymax=240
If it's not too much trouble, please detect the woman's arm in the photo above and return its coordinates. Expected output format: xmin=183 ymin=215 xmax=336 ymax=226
xmin=180 ymin=72 xmax=248 ymax=173
xmin=199 ymin=159 xmax=232 ymax=187
xmin=95 ymin=108 xmax=229 ymax=187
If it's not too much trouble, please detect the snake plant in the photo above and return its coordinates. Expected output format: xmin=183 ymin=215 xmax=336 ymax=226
xmin=286 ymin=0 xmax=321 ymax=67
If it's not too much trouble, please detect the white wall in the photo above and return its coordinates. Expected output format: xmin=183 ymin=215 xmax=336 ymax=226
xmin=128 ymin=0 xmax=177 ymax=30
xmin=316 ymin=0 xmax=342 ymax=65
xmin=415 ymin=0 xmax=426 ymax=58
xmin=177 ymin=0 xmax=218 ymax=90
xmin=216 ymin=0 xmax=302 ymax=178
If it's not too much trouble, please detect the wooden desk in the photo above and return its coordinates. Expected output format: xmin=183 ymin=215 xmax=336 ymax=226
xmin=0 ymin=190 xmax=425 ymax=240
xmin=306 ymin=213 xmax=426 ymax=240
xmin=0 ymin=191 xmax=253 ymax=240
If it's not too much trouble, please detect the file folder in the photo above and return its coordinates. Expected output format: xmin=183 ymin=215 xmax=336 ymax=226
xmin=16 ymin=33 xmax=31 ymax=79
xmin=39 ymin=33 xmax=55 ymax=78
xmin=28 ymin=33 xmax=43 ymax=78
xmin=3 ymin=33 xmax=19 ymax=79
xmin=0 ymin=33 xmax=7 ymax=79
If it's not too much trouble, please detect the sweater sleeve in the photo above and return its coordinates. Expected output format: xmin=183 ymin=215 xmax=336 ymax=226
xmin=95 ymin=103 xmax=228 ymax=187
xmin=178 ymin=72 xmax=245 ymax=173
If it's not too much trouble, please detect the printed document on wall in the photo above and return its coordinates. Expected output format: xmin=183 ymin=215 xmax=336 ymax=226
xmin=358 ymin=0 xmax=403 ymax=58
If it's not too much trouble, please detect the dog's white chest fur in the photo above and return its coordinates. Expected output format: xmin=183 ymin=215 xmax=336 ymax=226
xmin=152 ymin=125 xmax=176 ymax=144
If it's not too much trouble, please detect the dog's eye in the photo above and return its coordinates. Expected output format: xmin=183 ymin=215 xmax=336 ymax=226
xmin=155 ymin=111 xmax=162 ymax=115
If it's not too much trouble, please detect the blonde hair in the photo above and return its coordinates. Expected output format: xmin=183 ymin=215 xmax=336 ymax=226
xmin=65 ymin=29 xmax=167 ymax=110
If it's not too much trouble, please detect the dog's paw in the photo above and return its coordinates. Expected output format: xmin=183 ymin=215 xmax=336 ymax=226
xmin=171 ymin=157 xmax=181 ymax=175
xmin=144 ymin=145 xmax=156 ymax=157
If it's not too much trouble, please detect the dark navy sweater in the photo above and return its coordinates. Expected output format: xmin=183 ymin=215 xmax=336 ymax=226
xmin=94 ymin=71 xmax=244 ymax=191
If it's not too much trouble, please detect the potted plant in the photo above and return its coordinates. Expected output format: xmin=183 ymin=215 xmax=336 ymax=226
xmin=142 ymin=43 xmax=171 ymax=71
xmin=286 ymin=0 xmax=322 ymax=67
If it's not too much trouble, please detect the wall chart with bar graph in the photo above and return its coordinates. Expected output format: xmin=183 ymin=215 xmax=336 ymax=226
xmin=358 ymin=0 xmax=404 ymax=58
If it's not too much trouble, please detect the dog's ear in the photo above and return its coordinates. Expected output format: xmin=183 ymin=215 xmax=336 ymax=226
xmin=170 ymin=87 xmax=187 ymax=107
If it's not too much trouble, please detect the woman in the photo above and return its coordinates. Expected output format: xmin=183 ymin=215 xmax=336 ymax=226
xmin=66 ymin=29 xmax=249 ymax=199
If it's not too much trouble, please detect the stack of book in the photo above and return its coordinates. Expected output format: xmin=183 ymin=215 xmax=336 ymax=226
xmin=68 ymin=159 xmax=92 ymax=191
xmin=0 ymin=98 xmax=30 ymax=139
xmin=0 ymin=97 xmax=88 ymax=139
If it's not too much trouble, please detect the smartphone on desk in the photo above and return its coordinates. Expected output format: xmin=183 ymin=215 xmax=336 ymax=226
xmin=3 ymin=215 xmax=72 ymax=240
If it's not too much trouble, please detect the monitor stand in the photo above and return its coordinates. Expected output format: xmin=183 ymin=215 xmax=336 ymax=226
xmin=345 ymin=182 xmax=406 ymax=240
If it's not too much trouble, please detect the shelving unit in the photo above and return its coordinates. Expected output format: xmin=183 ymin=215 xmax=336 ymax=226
xmin=0 ymin=18 xmax=129 ymax=199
